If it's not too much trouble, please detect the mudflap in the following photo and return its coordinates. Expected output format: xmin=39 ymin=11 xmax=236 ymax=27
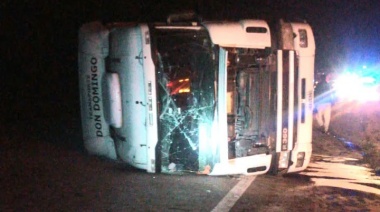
xmin=268 ymin=151 xmax=279 ymax=175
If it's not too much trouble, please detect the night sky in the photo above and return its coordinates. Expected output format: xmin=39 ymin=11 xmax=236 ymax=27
xmin=2 ymin=0 xmax=380 ymax=124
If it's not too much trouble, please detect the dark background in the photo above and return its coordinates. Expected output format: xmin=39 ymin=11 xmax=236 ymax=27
xmin=1 ymin=0 xmax=379 ymax=146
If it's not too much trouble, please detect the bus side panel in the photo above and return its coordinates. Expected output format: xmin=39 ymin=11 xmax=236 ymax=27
xmin=109 ymin=26 xmax=148 ymax=169
xmin=78 ymin=22 xmax=117 ymax=159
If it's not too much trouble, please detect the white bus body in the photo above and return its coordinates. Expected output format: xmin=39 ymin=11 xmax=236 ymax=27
xmin=78 ymin=18 xmax=315 ymax=175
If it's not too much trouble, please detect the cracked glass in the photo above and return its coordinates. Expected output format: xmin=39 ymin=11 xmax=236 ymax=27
xmin=153 ymin=27 xmax=217 ymax=172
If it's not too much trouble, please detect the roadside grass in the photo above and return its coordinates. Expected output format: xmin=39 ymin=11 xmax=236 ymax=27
xmin=361 ymin=138 xmax=380 ymax=175
xmin=330 ymin=101 xmax=380 ymax=175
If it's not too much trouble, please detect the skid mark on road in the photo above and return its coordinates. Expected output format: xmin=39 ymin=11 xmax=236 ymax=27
xmin=211 ymin=176 xmax=256 ymax=212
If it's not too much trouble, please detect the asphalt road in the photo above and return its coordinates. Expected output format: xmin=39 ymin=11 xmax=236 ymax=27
xmin=0 ymin=103 xmax=315 ymax=211
xmin=0 ymin=114 xmax=244 ymax=211
xmin=2 ymin=102 xmax=380 ymax=211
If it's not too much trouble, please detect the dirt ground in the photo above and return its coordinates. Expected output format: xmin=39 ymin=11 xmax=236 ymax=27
xmin=218 ymin=100 xmax=380 ymax=212
xmin=300 ymin=131 xmax=380 ymax=211
xmin=330 ymin=101 xmax=380 ymax=170
xmin=267 ymin=100 xmax=380 ymax=212
xmin=236 ymin=173 xmax=380 ymax=211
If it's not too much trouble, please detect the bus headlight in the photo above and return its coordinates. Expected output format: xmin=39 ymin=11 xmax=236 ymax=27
xmin=279 ymin=151 xmax=290 ymax=168
xmin=298 ymin=29 xmax=308 ymax=48
xmin=296 ymin=152 xmax=305 ymax=167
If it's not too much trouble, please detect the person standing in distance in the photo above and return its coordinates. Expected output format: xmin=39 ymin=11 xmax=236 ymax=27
xmin=314 ymin=73 xmax=334 ymax=134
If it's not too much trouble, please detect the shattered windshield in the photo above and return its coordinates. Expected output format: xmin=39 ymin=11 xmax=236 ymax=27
xmin=153 ymin=26 xmax=217 ymax=172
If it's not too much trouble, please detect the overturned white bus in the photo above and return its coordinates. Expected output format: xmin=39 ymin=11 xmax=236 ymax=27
xmin=78 ymin=16 xmax=315 ymax=176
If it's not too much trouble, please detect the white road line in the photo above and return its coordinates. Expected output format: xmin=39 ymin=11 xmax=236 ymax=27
xmin=211 ymin=176 xmax=256 ymax=212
